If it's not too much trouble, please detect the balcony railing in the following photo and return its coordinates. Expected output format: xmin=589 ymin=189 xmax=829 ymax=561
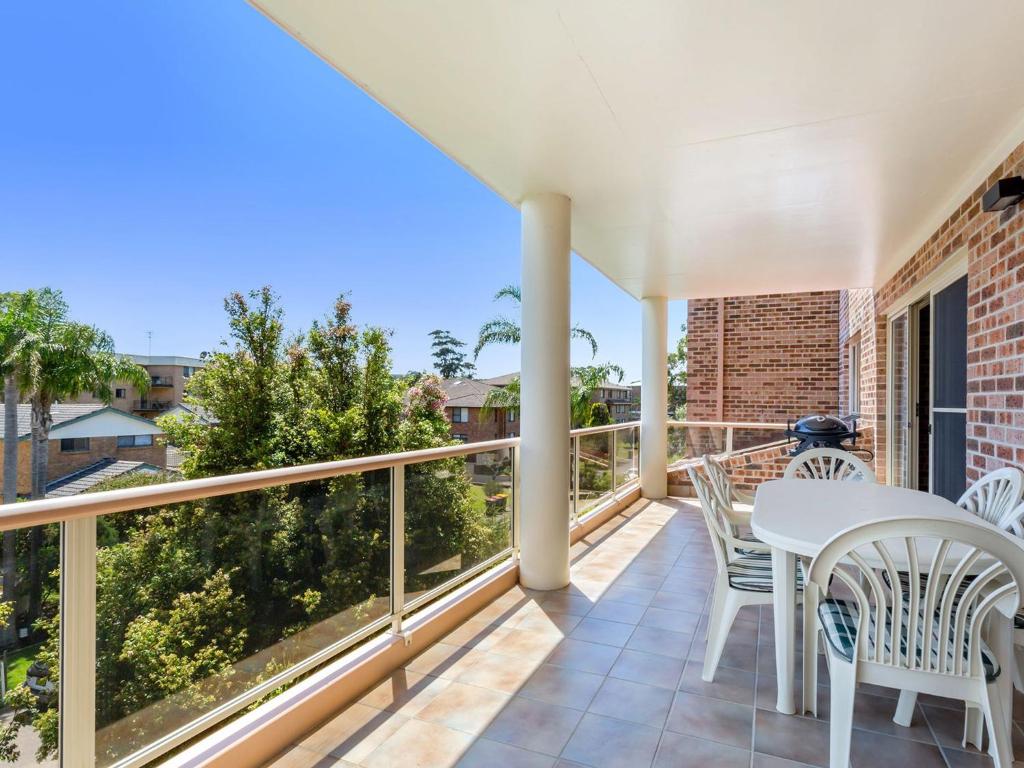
xmin=0 ymin=419 xmax=788 ymax=768
xmin=667 ymin=419 xmax=788 ymax=466
xmin=132 ymin=399 xmax=173 ymax=412
xmin=0 ymin=438 xmax=519 ymax=768
xmin=148 ymin=377 xmax=174 ymax=387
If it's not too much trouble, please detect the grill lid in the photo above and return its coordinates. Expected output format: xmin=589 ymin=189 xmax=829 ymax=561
xmin=791 ymin=414 xmax=851 ymax=435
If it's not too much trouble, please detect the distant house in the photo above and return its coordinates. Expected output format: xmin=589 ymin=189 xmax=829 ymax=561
xmin=482 ymin=372 xmax=634 ymax=424
xmin=69 ymin=354 xmax=205 ymax=418
xmin=440 ymin=379 xmax=519 ymax=443
xmin=0 ymin=405 xmax=166 ymax=498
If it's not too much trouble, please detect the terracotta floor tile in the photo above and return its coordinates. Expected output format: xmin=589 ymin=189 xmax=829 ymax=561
xmin=414 ymin=680 xmax=511 ymax=734
xmin=665 ymin=692 xmax=753 ymax=750
xmin=454 ymin=737 xmax=557 ymax=768
xmin=560 ymin=712 xmax=661 ymax=768
xmin=360 ymin=718 xmax=474 ymax=768
xmin=585 ymin=598 xmax=648 ymax=625
xmin=519 ymin=663 xmax=605 ymax=709
xmin=753 ymin=709 xmax=830 ymax=768
xmin=653 ymin=731 xmax=751 ymax=768
xmin=569 ymin=617 xmax=636 ymax=647
xmin=678 ymin=660 xmax=756 ymax=705
xmin=404 ymin=642 xmax=488 ymax=680
xmin=357 ymin=669 xmax=451 ymax=716
xmin=849 ymin=728 xmax=947 ymax=767
xmin=625 ymin=624 xmax=693 ymax=660
xmin=543 ymin=637 xmax=623 ymax=675
xmin=588 ymin=676 xmax=675 ymax=728
xmin=296 ymin=702 xmax=406 ymax=761
xmin=482 ymin=696 xmax=584 ymax=756
xmin=454 ymin=650 xmax=542 ymax=694
xmin=608 ymin=648 xmax=685 ymax=690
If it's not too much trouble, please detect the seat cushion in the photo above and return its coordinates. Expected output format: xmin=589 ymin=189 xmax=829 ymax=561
xmin=817 ymin=598 xmax=1001 ymax=681
xmin=883 ymin=570 xmax=1024 ymax=631
xmin=726 ymin=552 xmax=804 ymax=593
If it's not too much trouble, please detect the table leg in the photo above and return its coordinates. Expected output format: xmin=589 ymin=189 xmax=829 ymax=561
xmin=988 ymin=612 xmax=1014 ymax=761
xmin=772 ymin=546 xmax=796 ymax=715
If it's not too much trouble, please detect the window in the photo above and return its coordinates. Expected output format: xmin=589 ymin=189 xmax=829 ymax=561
xmin=60 ymin=437 xmax=90 ymax=453
xmin=115 ymin=388 xmax=127 ymax=399
xmin=848 ymin=341 xmax=861 ymax=416
xmin=506 ymin=431 xmax=516 ymax=438
xmin=453 ymin=433 xmax=469 ymax=443
xmin=117 ymin=434 xmax=154 ymax=448
xmin=507 ymin=410 xmax=518 ymax=422
xmin=450 ymin=407 xmax=470 ymax=423
xmin=183 ymin=366 xmax=198 ymax=378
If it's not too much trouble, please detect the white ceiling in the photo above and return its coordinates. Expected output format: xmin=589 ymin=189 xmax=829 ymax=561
xmin=251 ymin=0 xmax=1024 ymax=299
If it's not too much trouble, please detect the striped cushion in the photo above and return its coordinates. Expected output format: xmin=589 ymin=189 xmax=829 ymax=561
xmin=734 ymin=532 xmax=764 ymax=557
xmin=727 ymin=552 xmax=805 ymax=593
xmin=883 ymin=570 xmax=1024 ymax=630
xmin=817 ymin=598 xmax=1001 ymax=681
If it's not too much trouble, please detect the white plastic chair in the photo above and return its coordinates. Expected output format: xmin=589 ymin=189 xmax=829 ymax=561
xmin=783 ymin=447 xmax=876 ymax=483
xmin=805 ymin=516 xmax=1024 ymax=768
xmin=702 ymin=453 xmax=754 ymax=511
xmin=891 ymin=468 xmax=1024 ymax=718
xmin=688 ymin=466 xmax=797 ymax=683
xmin=958 ymin=468 xmax=1024 ymax=534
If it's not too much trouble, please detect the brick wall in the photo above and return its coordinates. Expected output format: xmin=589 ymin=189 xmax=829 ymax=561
xmin=871 ymin=140 xmax=1024 ymax=484
xmin=447 ymin=407 xmax=518 ymax=444
xmin=0 ymin=437 xmax=167 ymax=496
xmin=687 ymin=291 xmax=841 ymax=423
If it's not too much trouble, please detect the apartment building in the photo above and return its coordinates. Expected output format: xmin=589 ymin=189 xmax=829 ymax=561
xmin=71 ymin=354 xmax=205 ymax=416
xmin=480 ymin=372 xmax=633 ymax=424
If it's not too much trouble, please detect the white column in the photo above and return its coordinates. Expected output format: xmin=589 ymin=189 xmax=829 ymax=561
xmin=641 ymin=296 xmax=668 ymax=498
xmin=519 ymin=193 xmax=571 ymax=590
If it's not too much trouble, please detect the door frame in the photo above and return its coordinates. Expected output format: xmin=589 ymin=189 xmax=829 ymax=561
xmin=884 ymin=248 xmax=967 ymax=489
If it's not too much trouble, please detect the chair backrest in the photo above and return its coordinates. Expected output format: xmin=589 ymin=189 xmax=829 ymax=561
xmin=807 ymin=516 xmax=1024 ymax=679
xmin=686 ymin=466 xmax=731 ymax=571
xmin=702 ymin=454 xmax=736 ymax=510
xmin=957 ymin=467 xmax=1024 ymax=532
xmin=783 ymin=447 xmax=875 ymax=483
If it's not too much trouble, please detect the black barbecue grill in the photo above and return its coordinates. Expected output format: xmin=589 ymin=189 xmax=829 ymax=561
xmin=784 ymin=414 xmax=860 ymax=456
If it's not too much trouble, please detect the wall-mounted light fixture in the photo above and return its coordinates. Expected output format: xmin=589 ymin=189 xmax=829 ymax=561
xmin=982 ymin=176 xmax=1024 ymax=212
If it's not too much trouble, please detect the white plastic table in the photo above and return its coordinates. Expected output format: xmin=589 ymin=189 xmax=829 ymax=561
xmin=750 ymin=478 xmax=1016 ymax=718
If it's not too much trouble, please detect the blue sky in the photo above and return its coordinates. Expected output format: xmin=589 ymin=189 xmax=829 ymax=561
xmin=1 ymin=2 xmax=685 ymax=383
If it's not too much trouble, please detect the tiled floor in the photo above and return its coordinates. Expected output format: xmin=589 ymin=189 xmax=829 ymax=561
xmin=266 ymin=498 xmax=1024 ymax=768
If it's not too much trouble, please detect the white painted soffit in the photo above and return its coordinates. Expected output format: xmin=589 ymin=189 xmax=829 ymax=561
xmin=251 ymin=0 xmax=1024 ymax=299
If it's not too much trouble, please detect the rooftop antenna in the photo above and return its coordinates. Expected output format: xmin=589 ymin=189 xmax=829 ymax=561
xmin=146 ymin=330 xmax=153 ymax=358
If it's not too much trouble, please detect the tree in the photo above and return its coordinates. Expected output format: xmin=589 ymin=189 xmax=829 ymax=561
xmin=667 ymin=321 xmax=688 ymax=418
xmin=9 ymin=307 xmax=149 ymax=621
xmin=571 ymin=363 xmax=625 ymax=428
xmin=474 ymin=284 xmax=598 ymax=359
xmin=428 ymin=330 xmax=475 ymax=379
xmin=0 ymin=291 xmax=64 ymax=646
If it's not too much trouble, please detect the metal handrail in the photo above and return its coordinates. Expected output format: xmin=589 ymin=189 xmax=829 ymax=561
xmin=0 ymin=437 xmax=519 ymax=531
xmin=668 ymin=419 xmax=788 ymax=430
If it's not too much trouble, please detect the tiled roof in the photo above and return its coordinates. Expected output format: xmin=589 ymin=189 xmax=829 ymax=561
xmin=441 ymin=379 xmax=500 ymax=409
xmin=45 ymin=459 xmax=159 ymax=498
xmin=13 ymin=404 xmax=106 ymax=439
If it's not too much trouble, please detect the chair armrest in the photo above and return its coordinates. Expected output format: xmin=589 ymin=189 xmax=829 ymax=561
xmin=733 ymin=488 xmax=755 ymax=505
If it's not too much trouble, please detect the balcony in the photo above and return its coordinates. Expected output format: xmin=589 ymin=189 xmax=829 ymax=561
xmin=149 ymin=377 xmax=174 ymax=388
xmin=0 ymin=421 xmax=789 ymax=768
xmin=132 ymin=399 xmax=173 ymax=412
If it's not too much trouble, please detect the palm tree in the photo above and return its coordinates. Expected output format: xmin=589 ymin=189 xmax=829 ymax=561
xmin=474 ymin=284 xmax=598 ymax=359
xmin=11 ymin=317 xmax=149 ymax=619
xmin=0 ymin=289 xmax=66 ymax=645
